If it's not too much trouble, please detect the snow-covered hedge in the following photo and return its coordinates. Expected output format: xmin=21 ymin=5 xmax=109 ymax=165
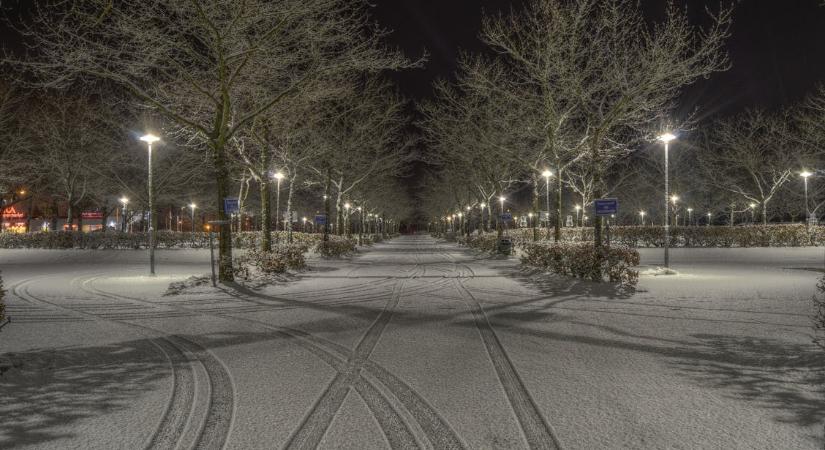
xmin=234 ymin=244 xmax=308 ymax=279
xmin=505 ymin=224 xmax=825 ymax=248
xmin=521 ymin=242 xmax=640 ymax=286
xmin=457 ymin=234 xmax=500 ymax=253
xmin=314 ymin=239 xmax=358 ymax=258
xmin=815 ymin=276 xmax=825 ymax=350
xmin=0 ymin=231 xmax=346 ymax=250
xmin=0 ymin=270 xmax=5 ymax=324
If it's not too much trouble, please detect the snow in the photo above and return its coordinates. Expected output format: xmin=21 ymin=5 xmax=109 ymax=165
xmin=0 ymin=238 xmax=822 ymax=449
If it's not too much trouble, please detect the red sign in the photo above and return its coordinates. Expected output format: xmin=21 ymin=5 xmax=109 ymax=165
xmin=0 ymin=205 xmax=25 ymax=219
xmin=81 ymin=211 xmax=104 ymax=219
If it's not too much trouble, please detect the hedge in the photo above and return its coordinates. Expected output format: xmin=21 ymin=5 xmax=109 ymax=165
xmin=233 ymin=244 xmax=308 ymax=279
xmin=0 ymin=270 xmax=5 ymax=324
xmin=314 ymin=239 xmax=358 ymax=258
xmin=496 ymin=224 xmax=825 ymax=248
xmin=0 ymin=230 xmax=358 ymax=250
xmin=521 ymin=242 xmax=640 ymax=286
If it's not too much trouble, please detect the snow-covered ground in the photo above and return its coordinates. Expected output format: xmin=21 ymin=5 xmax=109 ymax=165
xmin=0 ymin=236 xmax=822 ymax=449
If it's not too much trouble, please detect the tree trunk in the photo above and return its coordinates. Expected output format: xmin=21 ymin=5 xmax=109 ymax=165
xmin=555 ymin=167 xmax=563 ymax=242
xmin=260 ymin=177 xmax=271 ymax=252
xmin=335 ymin=180 xmax=343 ymax=235
xmin=66 ymin=195 xmax=74 ymax=228
xmin=286 ymin=172 xmax=297 ymax=243
xmin=212 ymin=142 xmax=234 ymax=282
xmin=531 ymin=174 xmax=539 ymax=241
xmin=762 ymin=202 xmax=768 ymax=225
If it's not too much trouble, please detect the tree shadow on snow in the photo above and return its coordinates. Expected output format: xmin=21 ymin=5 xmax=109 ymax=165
xmin=0 ymin=338 xmax=169 ymax=448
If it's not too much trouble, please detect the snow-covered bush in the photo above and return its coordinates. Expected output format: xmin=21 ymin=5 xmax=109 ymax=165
xmin=521 ymin=242 xmax=640 ymax=286
xmin=458 ymin=234 xmax=500 ymax=253
xmin=233 ymin=244 xmax=308 ymax=279
xmin=314 ymin=239 xmax=357 ymax=258
xmin=814 ymin=276 xmax=825 ymax=350
xmin=0 ymin=270 xmax=5 ymax=324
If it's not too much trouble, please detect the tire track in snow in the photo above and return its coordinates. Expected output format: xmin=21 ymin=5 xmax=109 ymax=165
xmin=85 ymin=271 xmax=465 ymax=449
xmin=15 ymin=277 xmax=234 ymax=450
xmin=452 ymin=278 xmax=562 ymax=450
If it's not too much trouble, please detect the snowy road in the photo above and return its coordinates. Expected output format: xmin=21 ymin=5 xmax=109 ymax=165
xmin=0 ymin=235 xmax=823 ymax=449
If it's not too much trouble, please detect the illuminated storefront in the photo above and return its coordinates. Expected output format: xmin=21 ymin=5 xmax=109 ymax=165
xmin=0 ymin=205 xmax=27 ymax=233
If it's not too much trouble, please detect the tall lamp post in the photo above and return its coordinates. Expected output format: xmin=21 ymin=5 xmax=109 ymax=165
xmin=639 ymin=211 xmax=646 ymax=226
xmin=189 ymin=203 xmax=197 ymax=232
xmin=748 ymin=203 xmax=756 ymax=223
xmin=344 ymin=202 xmax=351 ymax=236
xmin=273 ymin=171 xmax=284 ymax=234
xmin=687 ymin=207 xmax=693 ymax=226
xmin=140 ymin=133 xmax=160 ymax=276
xmin=659 ymin=132 xmax=676 ymax=269
xmin=574 ymin=205 xmax=581 ymax=227
xmin=802 ymin=171 xmax=813 ymax=226
xmin=480 ymin=203 xmax=487 ymax=233
xmin=499 ymin=196 xmax=506 ymax=236
xmin=542 ymin=170 xmax=553 ymax=238
xmin=120 ymin=197 xmax=129 ymax=232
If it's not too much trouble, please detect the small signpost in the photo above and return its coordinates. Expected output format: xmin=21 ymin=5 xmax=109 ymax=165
xmin=224 ymin=198 xmax=240 ymax=215
xmin=500 ymin=212 xmax=513 ymax=221
xmin=207 ymin=220 xmax=230 ymax=287
xmin=593 ymin=198 xmax=619 ymax=247
xmin=314 ymin=214 xmax=327 ymax=225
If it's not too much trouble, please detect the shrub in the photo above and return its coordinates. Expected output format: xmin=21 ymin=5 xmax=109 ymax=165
xmin=314 ymin=239 xmax=357 ymax=258
xmin=458 ymin=234 xmax=500 ymax=253
xmin=0 ymin=270 xmax=5 ymax=324
xmin=233 ymin=244 xmax=308 ymax=279
xmin=521 ymin=242 xmax=640 ymax=286
xmin=815 ymin=275 xmax=825 ymax=350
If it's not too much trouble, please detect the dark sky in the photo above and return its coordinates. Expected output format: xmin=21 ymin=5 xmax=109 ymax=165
xmin=373 ymin=0 xmax=825 ymax=116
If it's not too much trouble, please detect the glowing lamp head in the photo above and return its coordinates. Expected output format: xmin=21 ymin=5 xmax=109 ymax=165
xmin=466 ymin=206 xmax=471 ymax=211
xmin=528 ymin=212 xmax=534 ymax=218
xmin=748 ymin=203 xmax=756 ymax=209
xmin=670 ymin=195 xmax=679 ymax=204
xmin=457 ymin=212 xmax=462 ymax=217
xmin=120 ymin=197 xmax=129 ymax=205
xmin=499 ymin=196 xmax=505 ymax=202
xmin=658 ymin=132 xmax=676 ymax=143
xmin=189 ymin=203 xmax=196 ymax=209
xmin=542 ymin=170 xmax=553 ymax=178
xmin=302 ymin=217 xmax=307 ymax=223
xmin=357 ymin=206 xmax=362 ymax=211
xmin=139 ymin=133 xmax=160 ymax=144
xmin=575 ymin=205 xmax=581 ymax=211
xmin=801 ymin=171 xmax=813 ymax=178
xmin=273 ymin=171 xmax=284 ymax=180
xmin=687 ymin=207 xmax=693 ymax=212
xmin=344 ymin=203 xmax=351 ymax=209
xmin=639 ymin=211 xmax=646 ymax=216
xmin=480 ymin=203 xmax=486 ymax=208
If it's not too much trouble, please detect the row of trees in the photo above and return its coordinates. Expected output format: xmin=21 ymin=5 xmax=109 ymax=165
xmin=419 ymin=0 xmax=825 ymax=239
xmin=0 ymin=0 xmax=421 ymax=280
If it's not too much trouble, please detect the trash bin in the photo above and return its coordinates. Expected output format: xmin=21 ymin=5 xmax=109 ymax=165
xmin=497 ymin=238 xmax=512 ymax=255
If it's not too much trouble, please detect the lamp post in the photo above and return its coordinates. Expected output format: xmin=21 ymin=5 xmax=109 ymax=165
xmin=671 ymin=195 xmax=679 ymax=226
xmin=748 ymin=203 xmax=756 ymax=224
xmin=499 ymin=196 xmax=506 ymax=236
xmin=273 ymin=171 xmax=284 ymax=235
xmin=542 ymin=170 xmax=553 ymax=238
xmin=466 ymin=206 xmax=471 ymax=235
xmin=707 ymin=212 xmax=712 ymax=226
xmin=687 ymin=207 xmax=693 ymax=226
xmin=480 ymin=202 xmax=487 ymax=233
xmin=140 ymin=133 xmax=160 ymax=275
xmin=639 ymin=211 xmax=646 ymax=226
xmin=802 ymin=171 xmax=813 ymax=226
xmin=344 ymin=202 xmax=351 ymax=236
xmin=574 ymin=205 xmax=581 ymax=227
xmin=120 ymin=197 xmax=129 ymax=232
xmin=659 ymin=132 xmax=676 ymax=269
xmin=189 ymin=203 xmax=197 ymax=232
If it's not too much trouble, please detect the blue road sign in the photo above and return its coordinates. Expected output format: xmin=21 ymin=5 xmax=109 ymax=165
xmin=314 ymin=214 xmax=327 ymax=225
xmin=224 ymin=197 xmax=239 ymax=214
xmin=501 ymin=212 xmax=513 ymax=221
xmin=593 ymin=198 xmax=619 ymax=216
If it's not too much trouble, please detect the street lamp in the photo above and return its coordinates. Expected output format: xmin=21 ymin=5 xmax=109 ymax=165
xmin=119 ymin=197 xmax=129 ymax=232
xmin=273 ymin=171 xmax=284 ymax=233
xmin=574 ymin=204 xmax=581 ymax=227
xmin=748 ymin=203 xmax=756 ymax=223
xmin=480 ymin=202 xmax=487 ymax=233
xmin=659 ymin=132 xmax=676 ymax=269
xmin=499 ymin=196 xmax=506 ymax=235
xmin=707 ymin=212 xmax=712 ymax=226
xmin=639 ymin=211 xmax=646 ymax=226
xmin=687 ymin=207 xmax=693 ymax=226
xmin=139 ymin=133 xmax=160 ymax=275
xmin=801 ymin=171 xmax=813 ymax=225
xmin=344 ymin=202 xmax=351 ymax=236
xmin=542 ymin=169 xmax=553 ymax=237
xmin=189 ymin=203 xmax=197 ymax=232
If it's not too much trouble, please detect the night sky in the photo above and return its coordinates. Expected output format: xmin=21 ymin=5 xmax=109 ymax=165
xmin=373 ymin=0 xmax=825 ymax=116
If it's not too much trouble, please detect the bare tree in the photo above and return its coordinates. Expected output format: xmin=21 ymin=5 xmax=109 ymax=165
xmin=7 ymin=0 xmax=419 ymax=281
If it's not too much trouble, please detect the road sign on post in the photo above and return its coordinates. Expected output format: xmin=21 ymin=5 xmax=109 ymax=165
xmin=314 ymin=214 xmax=327 ymax=225
xmin=224 ymin=198 xmax=239 ymax=215
xmin=594 ymin=198 xmax=619 ymax=216
xmin=500 ymin=212 xmax=513 ymax=221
